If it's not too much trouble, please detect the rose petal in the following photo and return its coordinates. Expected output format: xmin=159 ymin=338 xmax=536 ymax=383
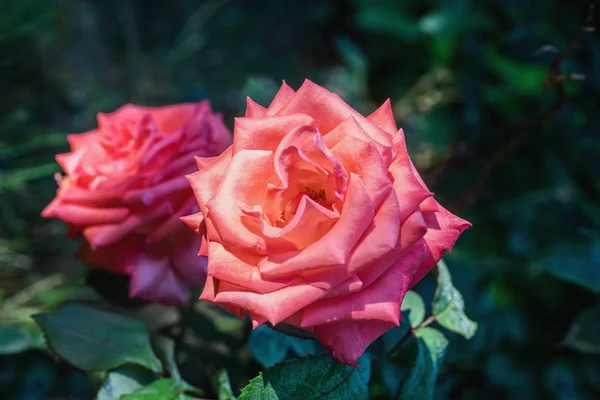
xmin=146 ymin=103 xmax=196 ymax=133
xmin=232 ymin=114 xmax=314 ymax=154
xmin=242 ymin=195 xmax=339 ymax=250
xmin=171 ymin=233 xmax=208 ymax=286
xmin=409 ymin=204 xmax=472 ymax=288
xmin=302 ymin=240 xmax=426 ymax=328
xmin=258 ymin=173 xmax=374 ymax=278
xmin=355 ymin=216 xmax=428 ymax=293
xmin=212 ymin=279 xmax=327 ymax=325
xmin=322 ymin=275 xmax=364 ymax=299
xmin=245 ymin=97 xmax=267 ymax=117
xmin=266 ymin=81 xmax=296 ymax=115
xmin=187 ymin=147 xmax=233 ymax=214
xmin=276 ymin=80 xmax=362 ymax=133
xmin=140 ymin=127 xmax=184 ymax=170
xmin=367 ymin=99 xmax=397 ymax=135
xmin=206 ymin=149 xmax=277 ymax=252
xmin=273 ymin=125 xmax=348 ymax=193
xmin=330 ymin=133 xmax=391 ymax=207
xmin=324 ymin=116 xmax=392 ymax=165
xmin=99 ymin=104 xmax=145 ymax=125
xmin=207 ymin=241 xmax=292 ymax=293
xmin=57 ymin=178 xmax=134 ymax=206
xmin=180 ymin=212 xmax=205 ymax=233
xmin=129 ymin=251 xmax=189 ymax=306
xmin=198 ymin=236 xmax=209 ymax=257
xmin=147 ymin=197 xmax=197 ymax=243
xmin=388 ymin=152 xmax=434 ymax=222
xmin=204 ymin=113 xmax=233 ymax=153
xmin=67 ymin=130 xmax=97 ymax=152
xmin=278 ymin=80 xmax=393 ymax=152
xmin=42 ymin=201 xmax=129 ymax=226
xmin=83 ymin=201 xmax=172 ymax=247
xmin=56 ymin=151 xmax=87 ymax=176
xmin=151 ymin=152 xmax=201 ymax=182
xmin=78 ymin=234 xmax=144 ymax=274
xmin=314 ymin=320 xmax=397 ymax=367
xmin=124 ymin=175 xmax=191 ymax=205
xmin=263 ymin=126 xmax=348 ymax=219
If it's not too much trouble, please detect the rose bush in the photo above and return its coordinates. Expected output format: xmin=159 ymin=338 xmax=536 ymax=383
xmin=183 ymin=80 xmax=471 ymax=365
xmin=43 ymin=101 xmax=231 ymax=305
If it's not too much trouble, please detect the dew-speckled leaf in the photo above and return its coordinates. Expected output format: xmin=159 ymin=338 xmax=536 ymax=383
xmin=33 ymin=304 xmax=161 ymax=372
xmin=401 ymin=290 xmax=426 ymax=328
xmin=432 ymin=260 xmax=478 ymax=339
xmin=239 ymin=353 xmax=371 ymax=400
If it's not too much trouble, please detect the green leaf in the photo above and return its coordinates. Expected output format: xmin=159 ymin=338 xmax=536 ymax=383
xmin=11 ymin=356 xmax=58 ymax=399
xmin=544 ymin=361 xmax=583 ymax=400
xmin=0 ymin=324 xmax=45 ymax=354
xmin=334 ymin=36 xmax=367 ymax=73
xmin=540 ymin=247 xmax=600 ymax=293
xmin=152 ymin=336 xmax=202 ymax=395
xmin=401 ymin=291 xmax=425 ymax=328
xmin=213 ymin=369 xmax=236 ymax=400
xmin=396 ymin=327 xmax=448 ymax=400
xmin=354 ymin=6 xmax=421 ymax=42
xmin=96 ymin=365 xmax=156 ymax=400
xmin=483 ymin=46 xmax=547 ymax=97
xmin=121 ymin=379 xmax=192 ymax=400
xmin=248 ymin=325 xmax=323 ymax=368
xmin=563 ymin=305 xmax=600 ymax=354
xmin=0 ymin=162 xmax=59 ymax=192
xmin=432 ymin=260 xmax=478 ymax=339
xmin=36 ymin=286 xmax=100 ymax=308
xmin=376 ymin=317 xmax=411 ymax=357
xmin=152 ymin=336 xmax=180 ymax=380
xmin=239 ymin=353 xmax=371 ymax=400
xmin=240 ymin=76 xmax=279 ymax=111
xmin=33 ymin=304 xmax=162 ymax=372
xmin=379 ymin=360 xmax=406 ymax=397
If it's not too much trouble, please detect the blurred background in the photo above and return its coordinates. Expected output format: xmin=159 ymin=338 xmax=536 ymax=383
xmin=1 ymin=0 xmax=599 ymax=399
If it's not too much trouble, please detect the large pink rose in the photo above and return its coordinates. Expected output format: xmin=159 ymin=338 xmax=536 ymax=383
xmin=183 ymin=80 xmax=470 ymax=365
xmin=43 ymin=101 xmax=232 ymax=306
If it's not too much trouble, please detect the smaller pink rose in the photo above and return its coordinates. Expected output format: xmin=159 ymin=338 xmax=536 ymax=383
xmin=43 ymin=101 xmax=232 ymax=305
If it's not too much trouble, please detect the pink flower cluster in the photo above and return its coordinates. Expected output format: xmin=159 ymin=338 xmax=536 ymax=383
xmin=44 ymin=81 xmax=469 ymax=365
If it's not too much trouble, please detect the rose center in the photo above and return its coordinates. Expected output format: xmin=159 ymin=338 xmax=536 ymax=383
xmin=304 ymin=186 xmax=326 ymax=204
xmin=275 ymin=185 xmax=334 ymax=227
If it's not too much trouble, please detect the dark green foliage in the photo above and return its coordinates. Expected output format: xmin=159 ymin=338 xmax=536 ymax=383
xmin=1 ymin=0 xmax=600 ymax=399
xmin=33 ymin=305 xmax=162 ymax=372
xmin=96 ymin=365 xmax=156 ymax=400
xmin=248 ymin=325 xmax=324 ymax=368
xmin=239 ymin=353 xmax=371 ymax=400
xmin=0 ymin=325 xmax=45 ymax=355
xmin=563 ymin=306 xmax=600 ymax=354
xmin=213 ymin=369 xmax=237 ymax=400
xmin=121 ymin=379 xmax=193 ymax=400
xmin=396 ymin=328 xmax=448 ymax=400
